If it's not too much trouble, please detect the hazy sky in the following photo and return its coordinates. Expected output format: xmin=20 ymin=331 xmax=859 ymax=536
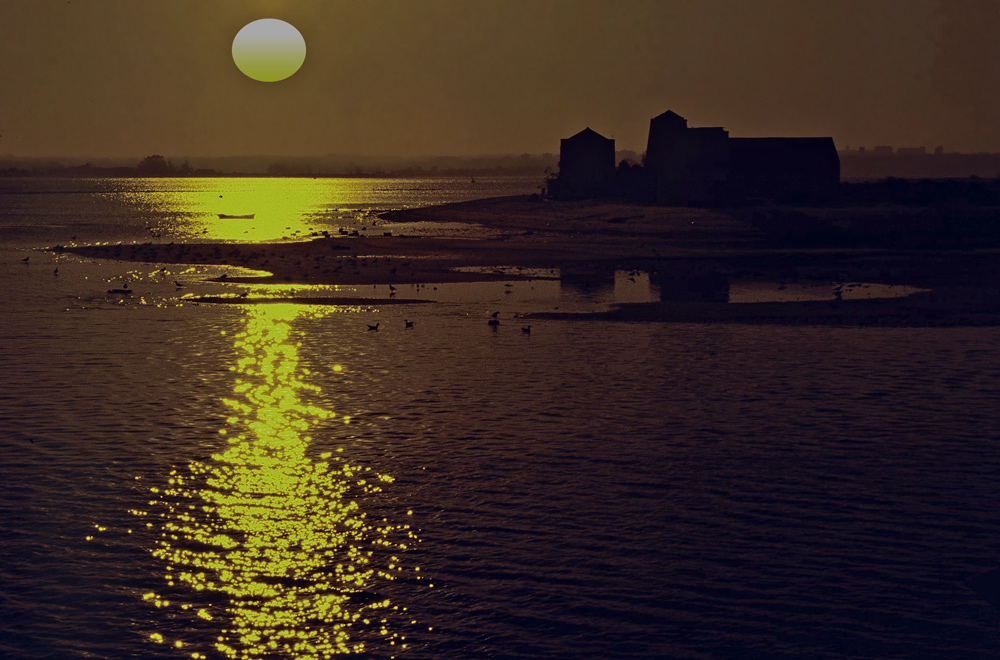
xmin=2 ymin=0 xmax=999 ymax=158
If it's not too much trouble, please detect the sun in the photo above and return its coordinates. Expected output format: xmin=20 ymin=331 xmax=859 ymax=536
xmin=232 ymin=19 xmax=306 ymax=82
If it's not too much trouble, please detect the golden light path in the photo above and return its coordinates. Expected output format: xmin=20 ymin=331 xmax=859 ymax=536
xmin=122 ymin=178 xmax=384 ymax=243
xmin=137 ymin=304 xmax=417 ymax=658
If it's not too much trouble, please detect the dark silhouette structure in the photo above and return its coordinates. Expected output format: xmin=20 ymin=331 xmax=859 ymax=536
xmin=645 ymin=111 xmax=731 ymax=204
xmin=728 ymin=137 xmax=840 ymax=202
xmin=553 ymin=110 xmax=839 ymax=203
xmin=549 ymin=127 xmax=617 ymax=199
xmin=644 ymin=111 xmax=839 ymax=204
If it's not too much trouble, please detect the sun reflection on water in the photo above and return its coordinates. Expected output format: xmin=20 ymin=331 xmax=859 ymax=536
xmin=112 ymin=178 xmax=389 ymax=243
xmin=138 ymin=304 xmax=415 ymax=658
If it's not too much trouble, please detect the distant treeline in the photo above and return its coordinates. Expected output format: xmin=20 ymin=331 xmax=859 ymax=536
xmin=10 ymin=149 xmax=1000 ymax=181
xmin=839 ymin=176 xmax=1000 ymax=205
xmin=0 ymin=155 xmax=220 ymax=178
xmin=840 ymin=150 xmax=1000 ymax=179
xmin=746 ymin=177 xmax=1000 ymax=250
xmin=0 ymin=153 xmax=565 ymax=178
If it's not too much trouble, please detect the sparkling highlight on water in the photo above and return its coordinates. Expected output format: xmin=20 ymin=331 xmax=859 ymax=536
xmin=137 ymin=304 xmax=417 ymax=657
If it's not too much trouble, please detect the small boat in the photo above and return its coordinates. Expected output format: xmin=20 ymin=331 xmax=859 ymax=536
xmin=217 ymin=213 xmax=255 ymax=219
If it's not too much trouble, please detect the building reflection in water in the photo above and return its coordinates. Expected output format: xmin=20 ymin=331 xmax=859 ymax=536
xmin=138 ymin=304 xmax=416 ymax=658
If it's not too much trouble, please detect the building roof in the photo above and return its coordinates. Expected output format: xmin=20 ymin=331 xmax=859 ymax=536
xmin=730 ymin=137 xmax=836 ymax=151
xmin=564 ymin=127 xmax=613 ymax=144
xmin=650 ymin=110 xmax=687 ymax=126
xmin=729 ymin=137 xmax=839 ymax=174
xmin=691 ymin=127 xmax=728 ymax=135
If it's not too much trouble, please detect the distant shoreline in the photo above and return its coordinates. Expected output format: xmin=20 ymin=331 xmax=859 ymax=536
xmin=8 ymin=149 xmax=1000 ymax=179
xmin=0 ymin=169 xmax=550 ymax=179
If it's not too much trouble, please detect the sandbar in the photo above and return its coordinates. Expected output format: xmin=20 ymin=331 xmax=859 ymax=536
xmin=55 ymin=195 xmax=1000 ymax=326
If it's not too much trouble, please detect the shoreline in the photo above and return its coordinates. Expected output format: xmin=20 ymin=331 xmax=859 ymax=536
xmin=532 ymin=289 xmax=1000 ymax=327
xmin=53 ymin=195 xmax=1000 ymax=326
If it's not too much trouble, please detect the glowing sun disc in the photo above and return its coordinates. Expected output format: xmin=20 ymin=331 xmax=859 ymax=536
xmin=232 ymin=19 xmax=306 ymax=82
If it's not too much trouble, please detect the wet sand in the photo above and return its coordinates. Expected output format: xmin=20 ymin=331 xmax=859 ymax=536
xmin=57 ymin=195 xmax=1000 ymax=326
xmin=534 ymin=288 xmax=1000 ymax=327
xmin=58 ymin=197 xmax=753 ymax=283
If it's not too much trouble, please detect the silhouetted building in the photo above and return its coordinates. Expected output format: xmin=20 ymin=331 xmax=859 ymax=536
xmin=550 ymin=127 xmax=616 ymax=199
xmin=551 ymin=111 xmax=840 ymax=204
xmin=645 ymin=111 xmax=730 ymax=204
xmin=643 ymin=111 xmax=839 ymax=204
xmin=729 ymin=137 xmax=840 ymax=201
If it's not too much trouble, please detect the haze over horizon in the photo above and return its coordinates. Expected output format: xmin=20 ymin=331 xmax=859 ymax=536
xmin=2 ymin=0 xmax=999 ymax=159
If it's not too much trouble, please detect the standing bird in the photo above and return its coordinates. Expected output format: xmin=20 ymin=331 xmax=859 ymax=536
xmin=522 ymin=325 xmax=531 ymax=334
xmin=490 ymin=311 xmax=500 ymax=318
xmin=21 ymin=256 xmax=29 ymax=263
xmin=367 ymin=322 xmax=380 ymax=332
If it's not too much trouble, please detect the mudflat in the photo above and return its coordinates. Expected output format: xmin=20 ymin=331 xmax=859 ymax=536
xmin=59 ymin=195 xmax=1000 ymax=326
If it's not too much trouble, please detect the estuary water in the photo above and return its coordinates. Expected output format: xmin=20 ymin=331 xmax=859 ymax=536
xmin=1 ymin=177 xmax=999 ymax=659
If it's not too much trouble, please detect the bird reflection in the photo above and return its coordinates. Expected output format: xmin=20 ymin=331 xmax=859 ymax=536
xmin=140 ymin=304 xmax=415 ymax=658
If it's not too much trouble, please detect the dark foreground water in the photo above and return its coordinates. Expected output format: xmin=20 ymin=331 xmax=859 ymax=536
xmin=1 ymin=178 xmax=999 ymax=659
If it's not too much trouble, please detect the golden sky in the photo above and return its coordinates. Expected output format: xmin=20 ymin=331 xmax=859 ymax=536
xmin=1 ymin=0 xmax=998 ymax=157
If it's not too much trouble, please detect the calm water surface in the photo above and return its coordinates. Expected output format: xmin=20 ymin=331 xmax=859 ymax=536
xmin=1 ymin=178 xmax=999 ymax=659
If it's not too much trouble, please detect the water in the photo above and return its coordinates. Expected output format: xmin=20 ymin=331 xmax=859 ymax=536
xmin=2 ymin=177 xmax=999 ymax=659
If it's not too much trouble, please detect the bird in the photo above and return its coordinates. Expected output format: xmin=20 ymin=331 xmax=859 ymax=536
xmin=367 ymin=322 xmax=380 ymax=331
xmin=404 ymin=319 xmax=414 ymax=328
xmin=388 ymin=284 xmax=397 ymax=292
xmin=490 ymin=311 xmax=500 ymax=318
xmin=53 ymin=268 xmax=58 ymax=276
xmin=174 ymin=281 xmax=185 ymax=288
xmin=522 ymin=325 xmax=531 ymax=334
xmin=21 ymin=256 xmax=29 ymax=263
